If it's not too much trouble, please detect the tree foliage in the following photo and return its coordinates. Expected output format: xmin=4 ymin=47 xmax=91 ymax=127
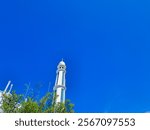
xmin=0 ymin=91 xmax=74 ymax=113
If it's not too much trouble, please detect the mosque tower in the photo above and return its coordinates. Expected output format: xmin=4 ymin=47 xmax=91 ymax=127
xmin=53 ymin=60 xmax=66 ymax=103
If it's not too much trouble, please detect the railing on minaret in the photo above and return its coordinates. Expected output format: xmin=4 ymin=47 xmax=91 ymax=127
xmin=53 ymin=60 xmax=66 ymax=104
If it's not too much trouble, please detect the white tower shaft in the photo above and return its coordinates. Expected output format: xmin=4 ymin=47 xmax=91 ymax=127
xmin=54 ymin=60 xmax=66 ymax=104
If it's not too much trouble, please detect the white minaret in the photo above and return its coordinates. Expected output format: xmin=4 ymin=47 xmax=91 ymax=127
xmin=53 ymin=59 xmax=66 ymax=103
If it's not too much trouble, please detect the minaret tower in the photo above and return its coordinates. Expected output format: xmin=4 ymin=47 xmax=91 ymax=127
xmin=53 ymin=59 xmax=66 ymax=103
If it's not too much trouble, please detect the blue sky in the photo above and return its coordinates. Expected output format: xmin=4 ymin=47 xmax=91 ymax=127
xmin=0 ymin=0 xmax=150 ymax=112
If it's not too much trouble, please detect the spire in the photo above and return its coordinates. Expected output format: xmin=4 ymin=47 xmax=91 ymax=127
xmin=3 ymin=81 xmax=11 ymax=94
xmin=8 ymin=84 xmax=13 ymax=94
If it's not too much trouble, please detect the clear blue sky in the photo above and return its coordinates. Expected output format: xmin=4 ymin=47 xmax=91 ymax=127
xmin=0 ymin=0 xmax=150 ymax=112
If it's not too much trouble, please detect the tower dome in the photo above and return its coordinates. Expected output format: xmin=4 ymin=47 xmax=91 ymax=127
xmin=57 ymin=59 xmax=66 ymax=70
xmin=59 ymin=60 xmax=66 ymax=66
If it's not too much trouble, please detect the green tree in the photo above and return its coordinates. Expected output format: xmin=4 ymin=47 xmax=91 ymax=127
xmin=1 ymin=91 xmax=23 ymax=113
xmin=0 ymin=91 xmax=74 ymax=113
xmin=18 ymin=98 xmax=39 ymax=113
